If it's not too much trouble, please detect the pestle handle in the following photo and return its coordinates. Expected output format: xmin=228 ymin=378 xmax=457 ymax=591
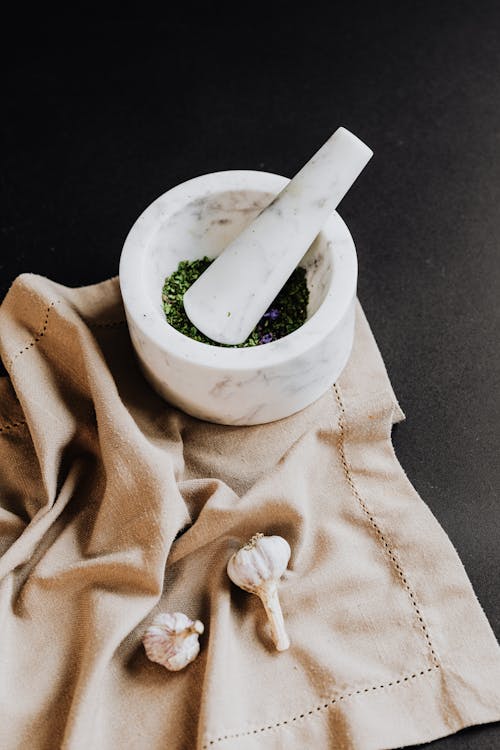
xmin=183 ymin=127 xmax=373 ymax=345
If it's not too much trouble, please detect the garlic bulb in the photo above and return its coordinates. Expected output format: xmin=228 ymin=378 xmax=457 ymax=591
xmin=143 ymin=612 xmax=204 ymax=671
xmin=227 ymin=532 xmax=291 ymax=651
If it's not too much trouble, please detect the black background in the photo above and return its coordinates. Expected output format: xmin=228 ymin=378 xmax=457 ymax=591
xmin=2 ymin=4 xmax=500 ymax=747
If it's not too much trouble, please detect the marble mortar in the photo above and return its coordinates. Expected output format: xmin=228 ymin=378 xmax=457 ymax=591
xmin=119 ymin=170 xmax=358 ymax=425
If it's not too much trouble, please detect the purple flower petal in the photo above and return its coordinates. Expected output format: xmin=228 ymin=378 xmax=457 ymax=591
xmin=263 ymin=308 xmax=280 ymax=320
xmin=260 ymin=333 xmax=274 ymax=344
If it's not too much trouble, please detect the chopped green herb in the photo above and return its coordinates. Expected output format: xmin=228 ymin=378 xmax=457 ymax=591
xmin=161 ymin=256 xmax=309 ymax=347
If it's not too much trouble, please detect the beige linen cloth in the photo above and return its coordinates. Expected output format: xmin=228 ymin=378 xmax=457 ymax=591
xmin=0 ymin=273 xmax=499 ymax=750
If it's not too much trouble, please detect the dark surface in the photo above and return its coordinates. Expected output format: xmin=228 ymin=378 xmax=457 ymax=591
xmin=2 ymin=5 xmax=499 ymax=747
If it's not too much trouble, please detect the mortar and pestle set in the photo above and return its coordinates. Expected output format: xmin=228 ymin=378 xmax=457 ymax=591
xmin=119 ymin=127 xmax=372 ymax=426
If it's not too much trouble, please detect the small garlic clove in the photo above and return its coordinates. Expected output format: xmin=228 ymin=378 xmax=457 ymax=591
xmin=227 ymin=533 xmax=291 ymax=651
xmin=143 ymin=612 xmax=204 ymax=671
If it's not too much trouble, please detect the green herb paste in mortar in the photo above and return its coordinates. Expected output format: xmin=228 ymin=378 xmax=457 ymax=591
xmin=162 ymin=257 xmax=309 ymax=347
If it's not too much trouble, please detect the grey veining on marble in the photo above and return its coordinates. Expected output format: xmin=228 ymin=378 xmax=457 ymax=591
xmin=119 ymin=170 xmax=358 ymax=425
xmin=183 ymin=128 xmax=371 ymax=345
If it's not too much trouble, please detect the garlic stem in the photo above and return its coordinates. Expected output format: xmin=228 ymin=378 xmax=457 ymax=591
xmin=258 ymin=580 xmax=290 ymax=651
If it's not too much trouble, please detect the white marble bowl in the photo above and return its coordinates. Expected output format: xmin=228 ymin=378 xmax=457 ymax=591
xmin=119 ymin=170 xmax=357 ymax=425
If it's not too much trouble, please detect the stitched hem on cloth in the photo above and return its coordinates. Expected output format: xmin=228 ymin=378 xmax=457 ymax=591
xmin=0 ymin=419 xmax=27 ymax=433
xmin=333 ymin=383 xmax=440 ymax=667
xmin=1 ymin=294 xmax=127 ymax=372
xmin=202 ymin=666 xmax=441 ymax=747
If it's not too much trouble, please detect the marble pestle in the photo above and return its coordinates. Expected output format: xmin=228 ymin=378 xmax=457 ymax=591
xmin=183 ymin=127 xmax=373 ymax=345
